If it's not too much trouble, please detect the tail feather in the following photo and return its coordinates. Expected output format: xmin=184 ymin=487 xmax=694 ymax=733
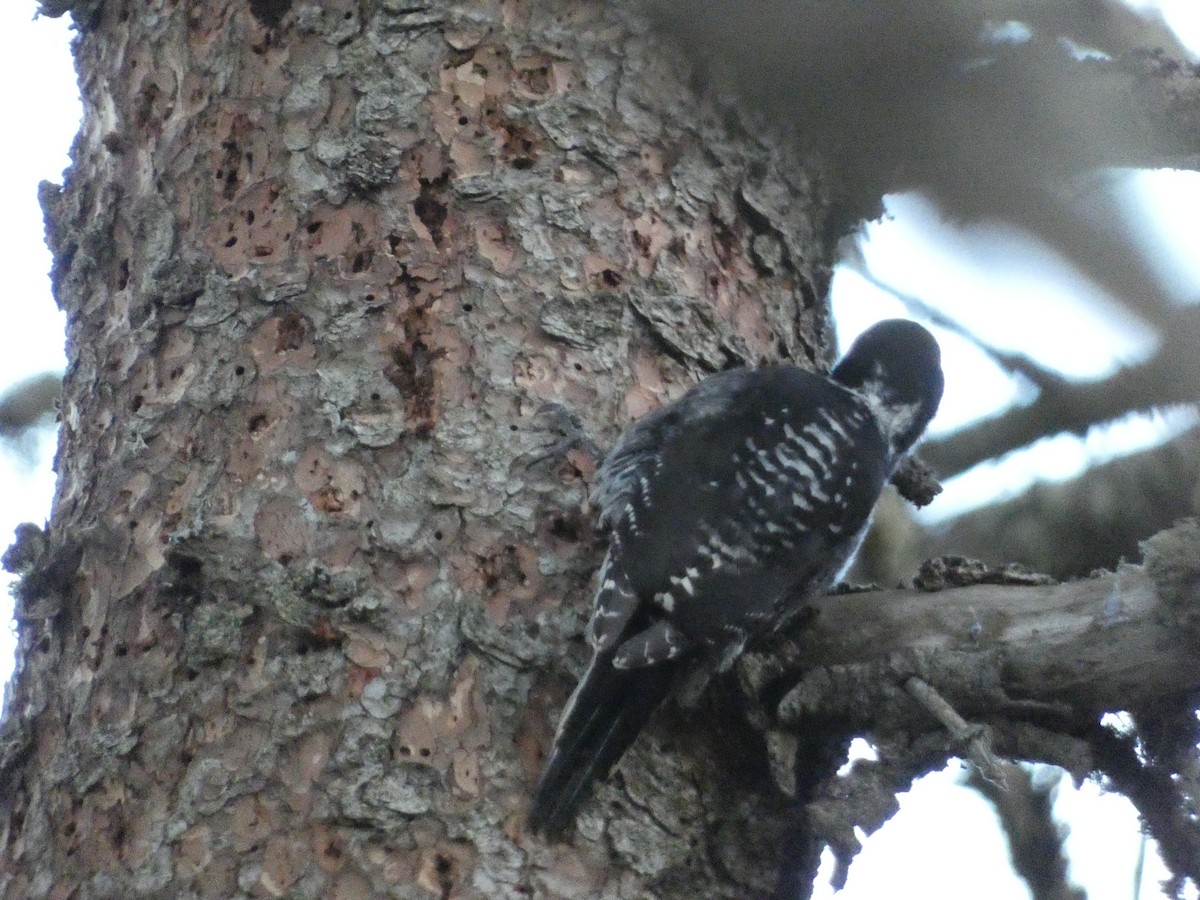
xmin=529 ymin=651 xmax=677 ymax=835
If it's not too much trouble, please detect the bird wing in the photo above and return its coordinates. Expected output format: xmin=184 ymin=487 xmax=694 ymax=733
xmin=593 ymin=365 xmax=887 ymax=659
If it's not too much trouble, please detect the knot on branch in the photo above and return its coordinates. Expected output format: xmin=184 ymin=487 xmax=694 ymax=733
xmin=1141 ymin=518 xmax=1200 ymax=629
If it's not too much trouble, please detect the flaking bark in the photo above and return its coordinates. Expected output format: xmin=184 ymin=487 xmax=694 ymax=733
xmin=8 ymin=1 xmax=1200 ymax=898
xmin=4 ymin=1 xmax=830 ymax=897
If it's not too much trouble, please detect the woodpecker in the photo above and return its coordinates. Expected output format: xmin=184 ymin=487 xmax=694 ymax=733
xmin=529 ymin=319 xmax=944 ymax=834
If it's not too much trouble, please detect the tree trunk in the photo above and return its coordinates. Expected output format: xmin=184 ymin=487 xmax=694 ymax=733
xmin=1 ymin=1 xmax=833 ymax=896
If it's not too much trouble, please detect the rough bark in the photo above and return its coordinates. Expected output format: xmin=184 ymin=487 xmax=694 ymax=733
xmin=2 ymin=1 xmax=831 ymax=898
xmin=764 ymin=565 xmax=1199 ymax=716
xmin=738 ymin=537 xmax=1200 ymax=894
xmin=7 ymin=1 xmax=1200 ymax=899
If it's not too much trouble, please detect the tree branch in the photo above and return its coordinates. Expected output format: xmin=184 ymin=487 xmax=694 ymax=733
xmin=772 ymin=565 xmax=1196 ymax=712
xmin=964 ymin=762 xmax=1085 ymax=900
xmin=923 ymin=308 xmax=1200 ymax=480
xmin=736 ymin=524 xmax=1200 ymax=891
xmin=924 ymin=422 xmax=1200 ymax=578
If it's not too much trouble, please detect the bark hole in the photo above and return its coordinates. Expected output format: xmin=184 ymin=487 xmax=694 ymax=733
xmin=275 ymin=312 xmax=308 ymax=352
xmin=414 ymin=193 xmax=447 ymax=247
xmin=249 ymin=0 xmax=292 ymax=29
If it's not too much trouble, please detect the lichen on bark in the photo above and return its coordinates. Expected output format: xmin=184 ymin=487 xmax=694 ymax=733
xmin=4 ymin=1 xmax=834 ymax=897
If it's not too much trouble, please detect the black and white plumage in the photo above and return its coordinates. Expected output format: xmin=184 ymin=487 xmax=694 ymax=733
xmin=529 ymin=319 xmax=944 ymax=835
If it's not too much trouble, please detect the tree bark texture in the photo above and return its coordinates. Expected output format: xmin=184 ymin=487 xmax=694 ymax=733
xmin=2 ymin=1 xmax=832 ymax=897
xmin=12 ymin=2 xmax=1200 ymax=898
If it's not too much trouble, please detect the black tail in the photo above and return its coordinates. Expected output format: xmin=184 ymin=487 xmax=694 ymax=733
xmin=529 ymin=650 xmax=678 ymax=835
